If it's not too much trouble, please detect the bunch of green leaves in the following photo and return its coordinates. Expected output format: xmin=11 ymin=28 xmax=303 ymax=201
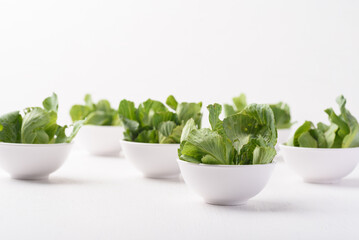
xmin=118 ymin=95 xmax=202 ymax=144
xmin=287 ymin=95 xmax=359 ymax=148
xmin=178 ymin=103 xmax=277 ymax=165
xmin=223 ymin=93 xmax=293 ymax=129
xmin=0 ymin=93 xmax=83 ymax=144
xmin=70 ymin=94 xmax=121 ymax=126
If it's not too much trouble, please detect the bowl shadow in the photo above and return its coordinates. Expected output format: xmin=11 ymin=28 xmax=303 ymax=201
xmin=334 ymin=178 xmax=359 ymax=188
xmin=203 ymin=199 xmax=295 ymax=213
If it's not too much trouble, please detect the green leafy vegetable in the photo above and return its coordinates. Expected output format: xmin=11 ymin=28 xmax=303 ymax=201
xmin=287 ymin=95 xmax=359 ymax=148
xmin=224 ymin=93 xmax=294 ymax=129
xmin=178 ymin=103 xmax=277 ymax=165
xmin=70 ymin=94 xmax=121 ymax=126
xmin=119 ymin=95 xmax=202 ymax=144
xmin=0 ymin=93 xmax=83 ymax=144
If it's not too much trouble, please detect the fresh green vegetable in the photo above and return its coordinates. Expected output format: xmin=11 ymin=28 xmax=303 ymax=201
xmin=287 ymin=95 xmax=359 ymax=148
xmin=118 ymin=95 xmax=202 ymax=144
xmin=70 ymin=94 xmax=121 ymax=126
xmin=0 ymin=93 xmax=83 ymax=144
xmin=178 ymin=103 xmax=277 ymax=165
xmin=224 ymin=93 xmax=293 ymax=129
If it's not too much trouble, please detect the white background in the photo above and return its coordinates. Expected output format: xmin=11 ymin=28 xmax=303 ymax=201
xmin=0 ymin=0 xmax=359 ymax=126
xmin=1 ymin=1 xmax=359 ymax=239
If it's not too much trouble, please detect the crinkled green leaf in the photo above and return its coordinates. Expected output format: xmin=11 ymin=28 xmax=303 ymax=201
xmin=269 ymin=102 xmax=293 ymax=129
xmin=223 ymin=104 xmax=236 ymax=117
xmin=0 ymin=111 xmax=22 ymax=143
xmin=176 ymin=102 xmax=202 ymax=128
xmin=232 ymin=94 xmax=247 ymax=112
xmin=185 ymin=128 xmax=229 ymax=165
xmin=207 ymin=104 xmax=223 ymax=133
xmin=179 ymin=103 xmax=277 ymax=165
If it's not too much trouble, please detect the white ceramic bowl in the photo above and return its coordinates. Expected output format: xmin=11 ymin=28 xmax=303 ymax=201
xmin=120 ymin=141 xmax=180 ymax=178
xmin=178 ymin=159 xmax=275 ymax=205
xmin=76 ymin=125 xmax=124 ymax=156
xmin=0 ymin=142 xmax=73 ymax=180
xmin=280 ymin=144 xmax=359 ymax=183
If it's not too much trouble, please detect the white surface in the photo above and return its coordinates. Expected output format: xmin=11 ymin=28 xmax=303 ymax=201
xmin=0 ymin=142 xmax=72 ymax=180
xmin=120 ymin=141 xmax=180 ymax=178
xmin=280 ymin=145 xmax=359 ymax=184
xmin=0 ymin=0 xmax=359 ymax=126
xmin=178 ymin=159 xmax=275 ymax=205
xmin=76 ymin=125 xmax=123 ymax=156
xmin=0 ymin=149 xmax=359 ymax=239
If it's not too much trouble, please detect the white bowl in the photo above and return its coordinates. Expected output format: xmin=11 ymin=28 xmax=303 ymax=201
xmin=0 ymin=142 xmax=73 ymax=180
xmin=178 ymin=159 xmax=275 ymax=205
xmin=76 ymin=125 xmax=124 ymax=156
xmin=280 ymin=144 xmax=359 ymax=183
xmin=120 ymin=141 xmax=180 ymax=178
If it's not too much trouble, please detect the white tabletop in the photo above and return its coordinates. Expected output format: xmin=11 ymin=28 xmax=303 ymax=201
xmin=0 ymin=149 xmax=358 ymax=240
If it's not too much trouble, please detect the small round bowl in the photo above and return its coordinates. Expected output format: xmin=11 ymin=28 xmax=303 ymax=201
xmin=0 ymin=142 xmax=73 ymax=180
xmin=280 ymin=144 xmax=359 ymax=184
xmin=178 ymin=159 xmax=275 ymax=205
xmin=120 ymin=141 xmax=180 ymax=178
xmin=76 ymin=125 xmax=124 ymax=156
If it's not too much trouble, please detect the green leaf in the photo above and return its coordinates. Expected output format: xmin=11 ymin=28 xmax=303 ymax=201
xmin=159 ymin=124 xmax=183 ymax=144
xmin=223 ymin=104 xmax=236 ymax=117
xmin=137 ymin=99 xmax=168 ymax=127
xmin=96 ymin=100 xmax=112 ymax=113
xmin=232 ymin=94 xmax=247 ymax=112
xmin=309 ymin=128 xmax=327 ymax=148
xmin=324 ymin=124 xmax=338 ymax=148
xmin=152 ymin=112 xmax=177 ymax=129
xmin=21 ymin=108 xmax=58 ymax=144
xmin=42 ymin=93 xmax=59 ymax=113
xmin=324 ymin=108 xmax=349 ymax=138
xmin=69 ymin=105 xmax=92 ymax=122
xmin=166 ymin=95 xmax=178 ymax=111
xmin=118 ymin=99 xmax=137 ymax=121
xmin=178 ymin=103 xmax=276 ymax=165
xmin=336 ymin=95 xmax=359 ymax=148
xmin=180 ymin=118 xmax=197 ymax=142
xmin=298 ymin=132 xmax=318 ymax=148
xmin=84 ymin=94 xmax=95 ymax=110
xmin=0 ymin=111 xmax=23 ymax=143
xmin=223 ymin=104 xmax=277 ymax=151
xmin=158 ymin=121 xmax=176 ymax=137
xmin=253 ymin=146 xmax=276 ymax=164
xmin=207 ymin=104 xmax=223 ymax=132
xmin=289 ymin=121 xmax=313 ymax=147
xmin=176 ymin=102 xmax=202 ymax=127
xmin=269 ymin=102 xmax=292 ymax=129
xmin=65 ymin=120 xmax=84 ymax=143
xmin=85 ymin=111 xmax=113 ymax=125
xmin=185 ymin=128 xmax=229 ymax=165
xmin=135 ymin=130 xmax=158 ymax=143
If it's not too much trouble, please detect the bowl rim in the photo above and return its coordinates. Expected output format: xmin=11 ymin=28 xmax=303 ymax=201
xmin=0 ymin=142 xmax=74 ymax=147
xmin=120 ymin=140 xmax=180 ymax=147
xmin=279 ymin=144 xmax=359 ymax=151
xmin=177 ymin=158 xmax=276 ymax=168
